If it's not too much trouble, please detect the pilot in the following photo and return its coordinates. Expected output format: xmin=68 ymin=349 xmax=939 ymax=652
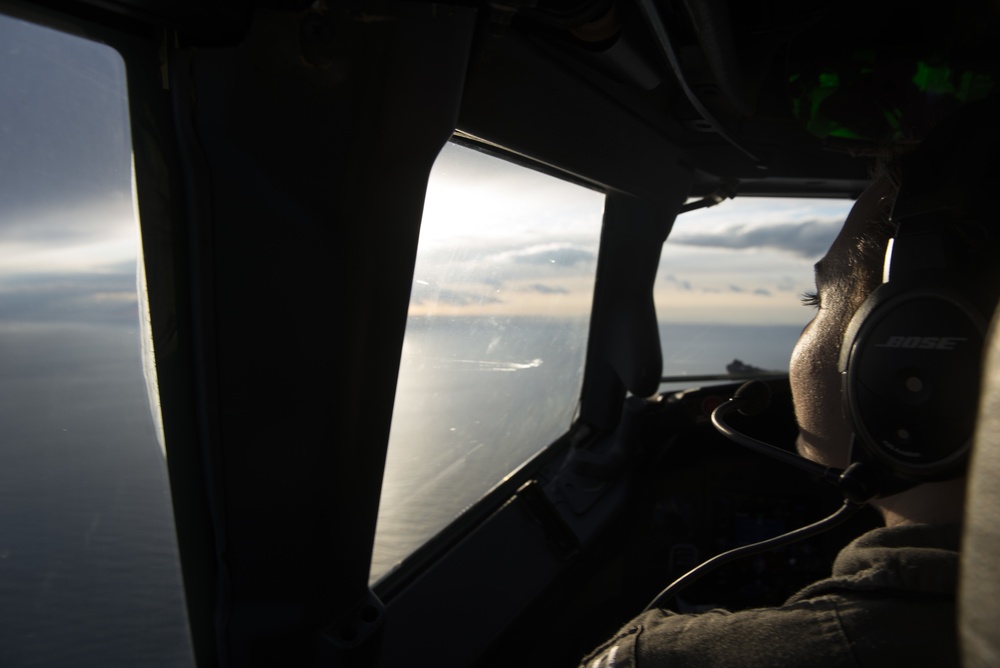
xmin=579 ymin=102 xmax=998 ymax=667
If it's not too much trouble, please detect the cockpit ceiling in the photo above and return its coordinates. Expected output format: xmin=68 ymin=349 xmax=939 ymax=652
xmin=45 ymin=0 xmax=1000 ymax=197
xmin=515 ymin=0 xmax=1000 ymax=140
xmin=501 ymin=0 xmax=1000 ymax=193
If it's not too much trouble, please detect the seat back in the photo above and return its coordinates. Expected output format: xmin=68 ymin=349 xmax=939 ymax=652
xmin=961 ymin=316 xmax=1000 ymax=667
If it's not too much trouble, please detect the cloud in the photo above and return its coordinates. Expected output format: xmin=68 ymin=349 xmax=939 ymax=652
xmin=660 ymin=276 xmax=775 ymax=298
xmin=414 ymin=241 xmax=596 ymax=273
xmin=0 ymin=268 xmax=137 ymax=325
xmin=0 ymin=201 xmax=139 ymax=285
xmin=526 ymin=283 xmax=569 ymax=295
xmin=776 ymin=276 xmax=797 ymax=292
xmin=411 ymin=241 xmax=598 ymax=304
xmin=661 ymin=274 xmax=693 ymax=291
xmin=503 ymin=244 xmax=596 ymax=267
xmin=410 ymin=285 xmax=502 ymax=308
xmin=669 ymin=219 xmax=842 ymax=258
xmin=0 ymin=196 xmax=133 ymax=245
xmin=0 ymin=19 xmax=132 ymax=220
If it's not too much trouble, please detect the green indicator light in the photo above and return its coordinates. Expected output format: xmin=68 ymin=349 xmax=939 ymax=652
xmin=912 ymin=61 xmax=954 ymax=94
xmin=818 ymin=72 xmax=839 ymax=88
xmin=828 ymin=127 xmax=865 ymax=140
xmin=912 ymin=61 xmax=929 ymax=90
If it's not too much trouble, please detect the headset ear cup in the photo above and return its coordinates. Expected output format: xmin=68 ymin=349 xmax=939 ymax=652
xmin=840 ymin=280 xmax=986 ymax=481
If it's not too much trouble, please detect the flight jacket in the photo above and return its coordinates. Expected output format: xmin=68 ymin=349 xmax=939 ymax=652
xmin=580 ymin=523 xmax=961 ymax=668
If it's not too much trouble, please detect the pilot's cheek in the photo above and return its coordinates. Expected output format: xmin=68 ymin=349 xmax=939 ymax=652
xmin=788 ymin=314 xmax=853 ymax=468
xmin=789 ymin=318 xmax=821 ymax=427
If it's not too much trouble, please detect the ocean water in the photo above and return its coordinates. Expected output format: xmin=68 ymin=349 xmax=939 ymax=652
xmin=372 ymin=316 xmax=589 ymax=581
xmin=0 ymin=324 xmax=193 ymax=666
xmin=0 ymin=315 xmax=805 ymax=660
xmin=370 ymin=318 xmax=804 ymax=582
xmin=659 ymin=322 xmax=803 ymax=387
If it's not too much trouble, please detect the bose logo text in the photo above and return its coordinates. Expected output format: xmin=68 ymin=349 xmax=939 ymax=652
xmin=874 ymin=336 xmax=968 ymax=350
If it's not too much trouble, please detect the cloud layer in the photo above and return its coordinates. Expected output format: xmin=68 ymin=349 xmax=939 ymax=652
xmin=668 ymin=219 xmax=843 ymax=258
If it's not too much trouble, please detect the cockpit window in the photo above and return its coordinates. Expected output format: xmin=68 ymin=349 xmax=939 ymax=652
xmin=370 ymin=141 xmax=604 ymax=584
xmin=0 ymin=13 xmax=192 ymax=664
xmin=656 ymin=197 xmax=853 ymax=390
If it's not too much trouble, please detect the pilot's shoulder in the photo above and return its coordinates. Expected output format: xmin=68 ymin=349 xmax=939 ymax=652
xmin=578 ymin=603 xmax=853 ymax=668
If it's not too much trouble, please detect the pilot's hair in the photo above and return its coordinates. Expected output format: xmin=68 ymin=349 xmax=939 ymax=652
xmin=856 ymin=177 xmax=896 ymax=260
xmin=844 ymin=160 xmax=902 ymax=293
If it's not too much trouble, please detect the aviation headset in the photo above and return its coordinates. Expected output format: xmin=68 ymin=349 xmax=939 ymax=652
xmin=839 ymin=97 xmax=1000 ymax=491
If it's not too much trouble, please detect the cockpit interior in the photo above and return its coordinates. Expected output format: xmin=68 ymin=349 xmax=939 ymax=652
xmin=1 ymin=0 xmax=999 ymax=665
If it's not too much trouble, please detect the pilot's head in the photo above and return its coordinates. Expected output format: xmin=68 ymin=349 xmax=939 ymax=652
xmin=789 ymin=99 xmax=1000 ymax=523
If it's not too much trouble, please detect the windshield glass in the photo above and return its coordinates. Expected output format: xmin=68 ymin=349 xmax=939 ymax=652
xmin=371 ymin=142 xmax=604 ymax=584
xmin=656 ymin=197 xmax=853 ymax=390
xmin=0 ymin=13 xmax=192 ymax=665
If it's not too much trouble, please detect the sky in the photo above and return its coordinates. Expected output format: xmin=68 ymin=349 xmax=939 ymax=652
xmin=658 ymin=197 xmax=853 ymax=324
xmin=410 ymin=143 xmax=606 ymax=318
xmin=0 ymin=14 xmax=138 ymax=330
xmin=413 ymin=142 xmax=855 ymax=326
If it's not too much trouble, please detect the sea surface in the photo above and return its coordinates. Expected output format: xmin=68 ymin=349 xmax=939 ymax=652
xmin=0 ymin=323 xmax=193 ymax=666
xmin=658 ymin=321 xmax=803 ymax=389
xmin=0 ymin=316 xmax=803 ymax=663
xmin=370 ymin=318 xmax=804 ymax=582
